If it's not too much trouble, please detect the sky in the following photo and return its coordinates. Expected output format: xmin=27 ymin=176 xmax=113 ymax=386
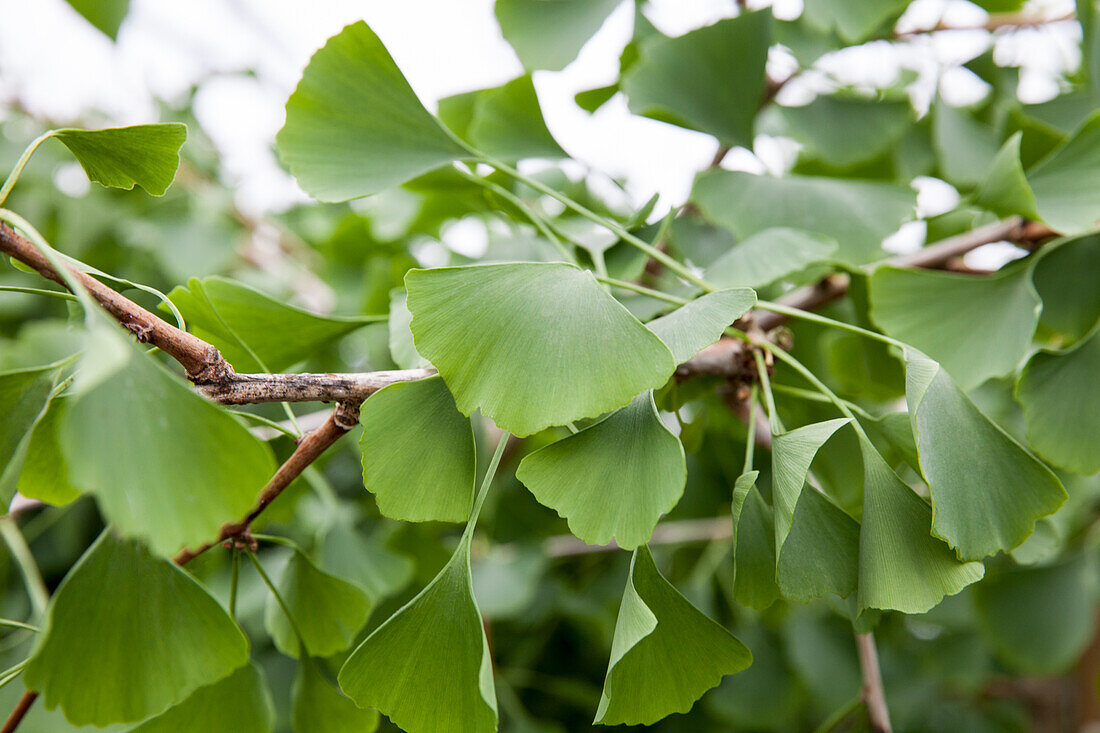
xmin=0 ymin=0 xmax=1082 ymax=266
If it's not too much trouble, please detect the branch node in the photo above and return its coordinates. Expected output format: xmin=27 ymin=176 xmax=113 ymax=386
xmin=332 ymin=401 xmax=362 ymax=430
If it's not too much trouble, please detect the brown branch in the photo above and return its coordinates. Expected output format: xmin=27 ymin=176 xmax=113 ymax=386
xmin=856 ymin=632 xmax=893 ymax=732
xmin=195 ymin=368 xmax=434 ymax=404
xmin=0 ymin=693 xmax=37 ymax=733
xmin=895 ymin=11 xmax=1076 ymax=37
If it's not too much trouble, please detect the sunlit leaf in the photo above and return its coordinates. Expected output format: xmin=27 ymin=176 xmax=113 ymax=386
xmin=339 ymin=536 xmax=497 ymax=733
xmin=517 ymin=391 xmax=684 ymax=548
xmin=63 ymin=0 xmax=129 ymax=40
xmin=169 ymin=277 xmax=373 ymax=372
xmin=388 ymin=289 xmax=430 ymax=370
xmin=730 ymin=471 xmax=779 ymax=610
xmin=693 ymin=170 xmax=915 ymax=265
xmin=645 ymin=288 xmax=756 ymax=363
xmin=277 ymin=21 xmax=469 ymax=201
xmin=293 ymin=660 xmax=378 ymax=733
xmin=405 ymin=262 xmax=676 ymax=436
xmin=622 ymin=12 xmax=771 ymax=148
xmin=495 ymin=0 xmax=622 ymax=71
xmin=53 ymin=124 xmax=185 ymax=195
xmin=265 ymin=550 xmax=373 ymax=658
xmin=869 ymin=263 xmax=1041 ymax=391
xmin=1015 ymin=328 xmax=1100 ymax=474
xmin=1028 ymin=111 xmax=1100 ymax=234
xmin=802 ymin=0 xmax=909 ymax=42
xmin=439 ymin=75 xmax=565 ymax=161
xmin=905 ymin=352 xmax=1066 ymax=560
xmin=857 ymin=439 xmax=985 ymax=614
xmin=23 ymin=534 xmax=249 ymax=726
xmin=595 ymin=546 xmax=752 ymax=725
xmin=359 ymin=375 xmax=476 ymax=522
xmin=130 ymin=664 xmax=274 ymax=733
xmin=703 ymin=228 xmax=837 ymax=290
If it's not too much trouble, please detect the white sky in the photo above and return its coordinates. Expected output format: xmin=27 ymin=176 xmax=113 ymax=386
xmin=0 ymin=0 xmax=1082 ymax=268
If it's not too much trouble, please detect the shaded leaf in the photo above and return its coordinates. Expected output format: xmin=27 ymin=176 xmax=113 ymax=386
xmin=265 ymin=550 xmax=373 ymax=658
xmin=471 ymin=545 xmax=548 ymax=619
xmin=276 ymin=21 xmax=469 ymax=201
xmin=0 ymin=363 xmax=62 ymax=504
xmin=645 ymin=288 xmax=756 ymax=363
xmin=802 ymin=0 xmax=909 ymax=42
xmin=1028 ymin=111 xmax=1100 ymax=234
xmin=15 ymin=396 xmax=81 ymax=506
xmin=731 ymin=471 xmax=780 ymax=610
xmin=359 ymin=375 xmax=476 ymax=522
xmin=1032 ymin=233 xmax=1100 ymax=342
xmin=53 ymin=124 xmax=185 ymax=195
xmin=781 ymin=95 xmax=912 ymax=169
xmin=516 ymin=391 xmax=685 ymax=549
xmin=777 ymin=487 xmax=860 ymax=602
xmin=319 ymin=521 xmax=414 ymax=603
xmin=130 ymin=664 xmax=274 ymax=733
xmin=973 ymin=132 xmax=1039 ymax=220
xmin=440 ymin=75 xmax=565 ymax=161
xmin=338 ymin=536 xmax=497 ymax=733
xmin=406 ymin=262 xmax=675 ymax=436
xmin=933 ymin=100 xmax=1001 ymax=189
xmin=293 ymin=660 xmax=378 ymax=733
xmin=1015 ymin=328 xmax=1100 ymax=474
xmin=906 ymin=352 xmax=1066 ymax=559
xmin=496 ymin=0 xmax=622 ymax=71
xmin=595 ymin=546 xmax=752 ymax=726
xmin=23 ymin=534 xmax=249 ymax=726
xmin=621 ymin=12 xmax=771 ymax=148
xmin=703 ymin=228 xmax=837 ymax=290
xmin=771 ymin=418 xmax=850 ymax=549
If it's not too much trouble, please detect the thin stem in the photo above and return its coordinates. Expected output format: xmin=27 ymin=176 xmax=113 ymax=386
xmin=743 ymin=387 xmax=757 ymax=474
xmin=0 ymin=518 xmax=49 ymax=617
xmin=482 ymin=156 xmax=715 ymax=292
xmin=0 ymin=620 xmax=36 ymax=634
xmin=0 ymin=210 xmax=97 ymax=323
xmin=752 ymin=349 xmax=781 ymax=435
xmin=250 ymin=533 xmax=303 ymax=551
xmin=465 ymin=432 xmax=510 ymax=538
xmin=596 ymin=276 xmax=688 ymax=305
xmin=228 ymin=549 xmax=240 ymax=621
xmin=0 ymin=661 xmax=27 ymax=693
xmin=770 ymin=382 xmax=876 ymax=421
xmin=246 ymin=549 xmax=309 ymax=655
xmin=0 ymin=285 xmax=76 ymax=302
xmin=856 ymin=632 xmax=893 ymax=732
xmin=812 ymin=692 xmax=864 ymax=733
xmin=229 ymin=410 xmax=300 ymax=439
xmin=755 ymin=299 xmax=906 ymax=351
xmin=0 ymin=132 xmax=55 ymax=207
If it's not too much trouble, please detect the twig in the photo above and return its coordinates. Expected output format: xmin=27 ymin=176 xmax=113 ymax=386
xmin=895 ymin=11 xmax=1076 ymax=37
xmin=856 ymin=632 xmax=893 ymax=733
xmin=540 ymin=516 xmax=732 ymax=557
xmin=195 ymin=368 xmax=434 ymax=404
xmin=0 ymin=692 xmax=36 ymax=733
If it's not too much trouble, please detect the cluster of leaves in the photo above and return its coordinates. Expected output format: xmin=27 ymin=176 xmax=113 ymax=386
xmin=0 ymin=0 xmax=1098 ymax=731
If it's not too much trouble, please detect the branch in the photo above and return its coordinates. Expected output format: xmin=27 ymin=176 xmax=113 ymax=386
xmin=856 ymin=632 xmax=893 ymax=733
xmin=0 ymin=693 xmax=36 ymax=733
xmin=195 ymin=368 xmax=434 ymax=404
xmin=895 ymin=11 xmax=1076 ymax=37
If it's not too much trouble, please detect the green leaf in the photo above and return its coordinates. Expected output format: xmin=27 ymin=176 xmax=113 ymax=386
xmin=319 ymin=521 xmax=414 ymax=603
xmin=60 ymin=323 xmax=275 ymax=556
xmin=516 ymin=391 xmax=685 ymax=549
xmin=777 ymin=487 xmax=860 ymax=602
xmin=857 ymin=439 xmax=985 ymax=614
xmin=1028 ymin=111 xmax=1100 ymax=234
xmin=1032 ymin=234 xmax=1100 ymax=342
xmin=932 ymin=100 xmax=1001 ymax=190
xmin=869 ymin=263 xmax=1041 ymax=391
xmin=359 ymin=376 xmax=476 ymax=522
xmin=645 ymin=289 xmax=756 ymax=363
xmin=802 ymin=0 xmax=909 ymax=42
xmin=0 ymin=363 xmax=62 ymax=504
xmin=129 ymin=664 xmax=274 ymax=733
xmin=15 ymin=396 xmax=81 ymax=506
xmin=265 ymin=550 xmax=373 ymax=658
xmin=388 ymin=289 xmax=430 ymax=370
xmin=495 ymin=0 xmax=621 ymax=71
xmin=23 ymin=533 xmax=249 ymax=726
xmin=276 ymin=21 xmax=469 ymax=201
xmin=1015 ymin=328 xmax=1100 ymax=474
xmin=693 ymin=170 xmax=915 ymax=265
xmin=406 ymin=263 xmax=676 ymax=436
xmin=168 ymin=277 xmax=372 ymax=372
xmin=63 ymin=0 xmax=130 ymax=39
xmin=703 ymin=228 xmax=836 ymax=290
xmin=905 ymin=352 xmax=1066 ymax=559
xmin=730 ymin=471 xmax=780 ymax=610
xmin=621 ymin=12 xmax=771 ymax=148
xmin=53 ymin=124 xmax=185 ymax=195
xmin=780 ymin=95 xmax=912 ymax=169
xmin=439 ymin=76 xmax=565 ymax=161
xmin=595 ymin=546 xmax=752 ymax=726
xmin=770 ymin=418 xmax=850 ymax=549
xmin=973 ymin=556 xmax=1097 ymax=675
xmin=338 ymin=536 xmax=497 ymax=733
xmin=293 ymin=660 xmax=378 ymax=733
xmin=973 ymin=132 xmax=1039 ymax=219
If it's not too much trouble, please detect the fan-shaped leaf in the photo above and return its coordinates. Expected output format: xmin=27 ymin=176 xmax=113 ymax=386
xmin=387 ymin=290 xmax=430 ymax=370
xmin=973 ymin=132 xmax=1039 ymax=219
xmin=932 ymin=100 xmax=1001 ymax=189
xmin=53 ymin=124 xmax=185 ymax=195
xmin=782 ymin=95 xmax=912 ymax=170
xmin=645 ymin=288 xmax=756 ymax=363
xmin=15 ymin=396 xmax=81 ymax=506
xmin=405 ymin=263 xmax=676 ymax=436
xmin=495 ymin=0 xmax=621 ymax=71
xmin=359 ymin=375 xmax=475 ymax=522
xmin=319 ymin=521 xmax=414 ymax=603
xmin=703 ymin=228 xmax=837 ymax=290
xmin=1032 ymin=233 xmax=1100 ymax=342
xmin=777 ymin=487 xmax=860 ymax=602
xmin=439 ymin=75 xmax=565 ymax=161
xmin=802 ymin=0 xmax=909 ymax=42
xmin=0 ymin=363 xmax=62 ymax=504
xmin=130 ymin=664 xmax=274 ymax=733
xmin=905 ymin=352 xmax=1066 ymax=559
xmin=730 ymin=471 xmax=779 ymax=611
xmin=276 ymin=21 xmax=469 ymax=201
xmin=293 ymin=660 xmax=378 ymax=733
xmin=63 ymin=0 xmax=130 ymax=40
xmin=265 ymin=550 xmax=373 ymax=658
xmin=23 ymin=534 xmax=249 ymax=726
xmin=596 ymin=545 xmax=752 ymax=725
xmin=1028 ymin=111 xmax=1100 ymax=234
xmin=516 ymin=391 xmax=685 ymax=549
xmin=771 ymin=418 xmax=850 ymax=549
xmin=338 ymin=536 xmax=497 ymax=733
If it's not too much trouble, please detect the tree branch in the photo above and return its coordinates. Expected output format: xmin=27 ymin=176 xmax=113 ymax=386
xmin=856 ymin=632 xmax=893 ymax=733
xmin=194 ymin=368 xmax=434 ymax=404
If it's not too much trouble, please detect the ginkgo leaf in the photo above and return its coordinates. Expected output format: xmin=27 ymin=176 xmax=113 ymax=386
xmin=319 ymin=520 xmax=414 ymax=603
xmin=0 ymin=362 xmax=63 ymax=504
xmin=60 ymin=321 xmax=275 ymax=557
xmin=905 ymin=352 xmax=1066 ymax=560
xmin=129 ymin=664 xmax=274 ymax=733
xmin=931 ymin=99 xmax=1001 ymax=189
xmin=293 ymin=659 xmax=378 ymax=733
xmin=595 ymin=545 xmax=752 ymax=726
xmin=703 ymin=228 xmax=837 ymax=290
xmin=869 ymin=263 xmax=1041 ymax=391
xmin=387 ymin=289 xmax=430 ymax=370
xmin=23 ymin=533 xmax=249 ymax=726
xmin=359 ymin=376 xmax=476 ymax=522
xmin=53 ymin=124 xmax=186 ymax=195
xmin=265 ymin=550 xmax=373 ymax=659
xmin=1028 ymin=111 xmax=1100 ymax=234
xmin=856 ymin=438 xmax=985 ymax=614
xmin=802 ymin=0 xmax=910 ymax=42
xmin=15 ymin=396 xmax=81 ymax=506
xmin=777 ymin=487 xmax=860 ymax=603
xmin=516 ymin=391 xmax=685 ymax=549
xmin=277 ymin=21 xmax=470 ymax=201
xmin=973 ymin=132 xmax=1040 ymax=220
xmin=495 ymin=0 xmax=621 ymax=71
xmin=405 ymin=263 xmax=676 ymax=436
xmin=1015 ymin=328 xmax=1100 ymax=474
xmin=730 ymin=471 xmax=779 ymax=611
xmin=338 ymin=536 xmax=497 ymax=733
xmin=63 ymin=0 xmax=130 ymax=40
xmin=439 ymin=75 xmax=566 ymax=161
xmin=645 ymin=288 xmax=756 ymax=363
xmin=1032 ymin=233 xmax=1100 ymax=343
xmin=169 ymin=277 xmax=375 ymax=372
xmin=782 ymin=95 xmax=913 ymax=170
xmin=770 ymin=418 xmax=850 ymax=549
